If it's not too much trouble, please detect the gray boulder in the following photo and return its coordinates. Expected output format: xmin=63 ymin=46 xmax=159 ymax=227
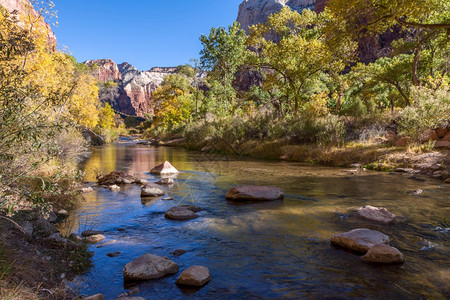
xmin=176 ymin=266 xmax=211 ymax=287
xmin=123 ymin=254 xmax=179 ymax=281
xmin=331 ymin=228 xmax=390 ymax=253
xmin=141 ymin=184 xmax=165 ymax=197
xmin=355 ymin=205 xmax=397 ymax=225
xmin=165 ymin=206 xmax=199 ymax=220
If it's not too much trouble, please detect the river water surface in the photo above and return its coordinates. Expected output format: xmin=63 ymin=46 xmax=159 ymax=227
xmin=63 ymin=140 xmax=449 ymax=299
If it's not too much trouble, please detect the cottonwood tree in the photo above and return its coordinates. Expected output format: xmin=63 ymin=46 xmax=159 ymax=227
xmin=200 ymin=21 xmax=248 ymax=114
xmin=248 ymin=7 xmax=355 ymax=116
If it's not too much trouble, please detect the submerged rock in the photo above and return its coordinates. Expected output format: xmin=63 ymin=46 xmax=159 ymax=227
xmin=156 ymin=178 xmax=175 ymax=185
xmin=165 ymin=206 xmax=199 ymax=220
xmin=225 ymin=185 xmax=284 ymax=201
xmin=97 ymin=171 xmax=139 ymax=186
xmin=123 ymin=253 xmax=179 ymax=281
xmin=107 ymin=252 xmax=122 ymax=257
xmin=141 ymin=184 xmax=165 ymax=197
xmin=150 ymin=161 xmax=179 ymax=175
xmin=355 ymin=205 xmax=396 ymax=225
xmin=361 ymin=244 xmax=405 ymax=264
xmin=173 ymin=249 xmax=187 ymax=257
xmin=331 ymin=228 xmax=390 ymax=253
xmin=176 ymin=266 xmax=211 ymax=287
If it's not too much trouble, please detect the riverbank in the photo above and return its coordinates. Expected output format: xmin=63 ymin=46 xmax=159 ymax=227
xmin=144 ymin=133 xmax=450 ymax=181
xmin=0 ymin=191 xmax=92 ymax=299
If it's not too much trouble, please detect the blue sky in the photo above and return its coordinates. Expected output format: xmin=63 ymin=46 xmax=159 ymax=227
xmin=51 ymin=0 xmax=243 ymax=70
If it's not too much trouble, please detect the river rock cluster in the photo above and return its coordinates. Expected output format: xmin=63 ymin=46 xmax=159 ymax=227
xmin=332 ymin=205 xmax=405 ymax=264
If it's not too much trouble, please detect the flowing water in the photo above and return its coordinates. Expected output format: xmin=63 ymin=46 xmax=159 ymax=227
xmin=63 ymin=140 xmax=449 ymax=299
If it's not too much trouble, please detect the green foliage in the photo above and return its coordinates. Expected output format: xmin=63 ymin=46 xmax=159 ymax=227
xmin=124 ymin=116 xmax=141 ymax=128
xmin=398 ymin=85 xmax=450 ymax=139
xmin=248 ymin=8 xmax=355 ymax=115
xmin=200 ymin=21 xmax=248 ymax=112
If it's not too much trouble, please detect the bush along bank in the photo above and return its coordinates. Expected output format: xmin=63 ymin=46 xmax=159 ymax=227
xmin=144 ymin=114 xmax=450 ymax=181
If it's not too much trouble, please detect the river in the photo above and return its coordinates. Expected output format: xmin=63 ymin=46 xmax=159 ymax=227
xmin=63 ymin=140 xmax=449 ymax=299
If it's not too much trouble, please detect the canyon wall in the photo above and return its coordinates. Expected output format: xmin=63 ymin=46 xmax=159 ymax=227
xmin=0 ymin=0 xmax=57 ymax=50
xmin=237 ymin=0 xmax=315 ymax=32
xmin=86 ymin=59 xmax=177 ymax=117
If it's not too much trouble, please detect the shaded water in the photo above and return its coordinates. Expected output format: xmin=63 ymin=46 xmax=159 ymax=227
xmin=64 ymin=141 xmax=449 ymax=299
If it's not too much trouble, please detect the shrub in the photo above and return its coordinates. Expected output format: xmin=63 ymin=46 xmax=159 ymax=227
xmin=398 ymin=86 xmax=450 ymax=139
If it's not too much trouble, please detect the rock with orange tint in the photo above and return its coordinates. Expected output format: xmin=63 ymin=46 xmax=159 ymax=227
xmin=362 ymin=244 xmax=405 ymax=264
xmin=436 ymin=127 xmax=448 ymax=138
xmin=150 ymin=161 xmax=179 ymax=175
xmin=176 ymin=266 xmax=211 ymax=287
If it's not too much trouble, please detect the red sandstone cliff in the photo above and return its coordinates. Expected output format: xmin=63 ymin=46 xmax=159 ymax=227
xmin=0 ymin=0 xmax=57 ymax=50
xmin=86 ymin=59 xmax=177 ymax=117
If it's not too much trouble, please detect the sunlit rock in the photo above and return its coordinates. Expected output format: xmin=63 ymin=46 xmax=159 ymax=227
xmin=355 ymin=205 xmax=396 ymax=225
xmin=81 ymin=187 xmax=94 ymax=193
xmin=331 ymin=228 xmax=390 ymax=253
xmin=225 ymin=185 xmax=284 ymax=201
xmin=123 ymin=254 xmax=179 ymax=281
xmin=165 ymin=206 xmax=199 ymax=220
xmin=176 ymin=266 xmax=211 ymax=287
xmin=150 ymin=161 xmax=179 ymax=175
xmin=362 ymin=244 xmax=405 ymax=264
xmin=141 ymin=184 xmax=165 ymax=197
xmin=107 ymin=185 xmax=121 ymax=191
xmin=84 ymin=234 xmax=106 ymax=244
xmin=84 ymin=293 xmax=104 ymax=300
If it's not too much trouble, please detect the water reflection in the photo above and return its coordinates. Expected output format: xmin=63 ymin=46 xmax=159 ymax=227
xmin=65 ymin=143 xmax=450 ymax=299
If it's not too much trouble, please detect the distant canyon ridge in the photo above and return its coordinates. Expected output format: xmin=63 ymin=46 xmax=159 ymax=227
xmin=85 ymin=59 xmax=176 ymax=118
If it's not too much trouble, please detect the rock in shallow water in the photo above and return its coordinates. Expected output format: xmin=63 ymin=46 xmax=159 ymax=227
xmin=84 ymin=293 xmax=104 ymax=300
xmin=141 ymin=184 xmax=165 ymax=197
xmin=123 ymin=253 xmax=179 ymax=281
xmin=331 ymin=228 xmax=390 ymax=253
xmin=165 ymin=206 xmax=199 ymax=220
xmin=362 ymin=244 xmax=405 ymax=264
xmin=355 ymin=205 xmax=396 ymax=225
xmin=84 ymin=234 xmax=105 ymax=244
xmin=176 ymin=266 xmax=211 ymax=287
xmin=150 ymin=161 xmax=179 ymax=175
xmin=225 ymin=185 xmax=284 ymax=201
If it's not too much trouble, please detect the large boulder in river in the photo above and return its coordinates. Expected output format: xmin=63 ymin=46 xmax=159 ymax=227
xmin=165 ymin=206 xmax=199 ymax=220
xmin=97 ymin=171 xmax=139 ymax=185
xmin=123 ymin=254 xmax=179 ymax=281
xmin=176 ymin=266 xmax=211 ymax=287
xmin=355 ymin=205 xmax=396 ymax=225
xmin=150 ymin=161 xmax=179 ymax=175
xmin=225 ymin=185 xmax=284 ymax=201
xmin=141 ymin=184 xmax=165 ymax=197
xmin=331 ymin=228 xmax=390 ymax=253
xmin=362 ymin=244 xmax=405 ymax=264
